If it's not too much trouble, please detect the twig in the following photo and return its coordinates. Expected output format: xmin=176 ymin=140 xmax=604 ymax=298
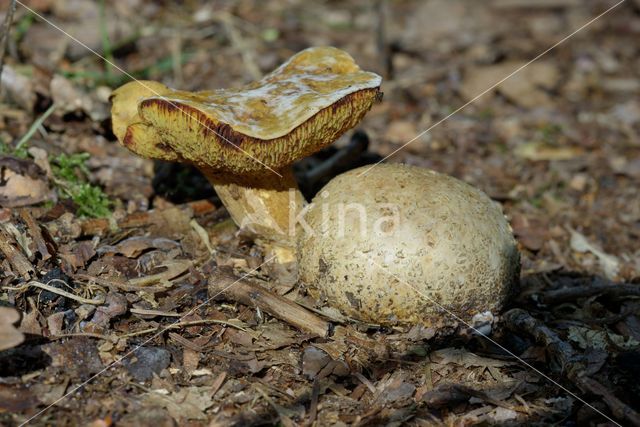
xmin=169 ymin=32 xmax=183 ymax=86
xmin=353 ymin=372 xmax=377 ymax=394
xmin=0 ymin=0 xmax=17 ymax=83
xmin=98 ymin=0 xmax=113 ymax=79
xmin=7 ymin=280 xmax=105 ymax=305
xmin=209 ymin=268 xmax=331 ymax=337
xmin=420 ymin=383 xmax=525 ymax=413
xmin=503 ymin=308 xmax=640 ymax=426
xmin=575 ymin=376 xmax=640 ymax=426
xmin=205 ymin=348 xmax=255 ymax=361
xmin=168 ymin=331 xmax=202 ymax=351
xmin=556 ymin=305 xmax=639 ymax=325
xmin=254 ymin=385 xmax=299 ymax=423
xmin=540 ymin=283 xmax=640 ymax=305
xmin=50 ymin=332 xmax=115 ymax=341
xmin=119 ymin=318 xmax=247 ymax=338
xmin=210 ymin=371 xmax=226 ymax=396
xmin=129 ymin=308 xmax=183 ymax=317
xmin=307 ymin=378 xmax=320 ymax=426
xmin=73 ymin=273 xmax=171 ymax=294
xmin=503 ymin=308 xmax=578 ymax=372
xmin=126 ymin=260 xmax=192 ymax=287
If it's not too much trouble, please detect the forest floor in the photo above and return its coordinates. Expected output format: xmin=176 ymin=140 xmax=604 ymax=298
xmin=1 ymin=0 xmax=639 ymax=425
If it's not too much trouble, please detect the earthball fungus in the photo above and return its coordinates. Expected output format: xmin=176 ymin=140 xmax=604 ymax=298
xmin=110 ymin=47 xmax=381 ymax=247
xmin=297 ymin=164 xmax=520 ymax=327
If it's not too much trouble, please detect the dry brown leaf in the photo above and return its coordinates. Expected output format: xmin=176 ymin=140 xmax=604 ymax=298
xmin=302 ymin=346 xmax=332 ymax=378
xmin=183 ymin=348 xmax=200 ymax=374
xmin=59 ymin=241 xmax=96 ymax=270
xmin=128 ymin=259 xmax=192 ymax=287
xmin=511 ymin=214 xmax=547 ymax=251
xmin=18 ymin=304 xmax=43 ymax=336
xmin=430 ymin=347 xmax=516 ymax=368
xmin=0 ymin=383 xmax=40 ymax=413
xmin=43 ymin=338 xmax=104 ymax=380
xmin=569 ymin=228 xmax=620 ymax=280
xmin=98 ymin=236 xmax=180 ymax=258
xmin=0 ymin=307 xmax=25 ymax=351
xmin=141 ymin=386 xmax=216 ymax=421
xmin=461 ymin=62 xmax=559 ymax=108
xmin=27 ymin=147 xmax=54 ymax=179
xmin=0 ymin=157 xmax=52 ymax=208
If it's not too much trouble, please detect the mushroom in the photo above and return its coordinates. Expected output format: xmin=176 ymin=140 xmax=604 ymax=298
xmin=297 ymin=163 xmax=520 ymax=327
xmin=110 ymin=47 xmax=382 ymax=249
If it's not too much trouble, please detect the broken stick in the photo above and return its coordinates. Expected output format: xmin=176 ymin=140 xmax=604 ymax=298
xmin=503 ymin=308 xmax=640 ymax=426
xmin=540 ymin=282 xmax=640 ymax=305
xmin=209 ymin=268 xmax=331 ymax=338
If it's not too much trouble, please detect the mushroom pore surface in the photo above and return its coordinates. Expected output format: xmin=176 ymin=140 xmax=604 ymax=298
xmin=297 ymin=164 xmax=520 ymax=327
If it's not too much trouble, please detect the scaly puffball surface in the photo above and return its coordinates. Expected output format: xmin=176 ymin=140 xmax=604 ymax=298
xmin=297 ymin=164 xmax=520 ymax=327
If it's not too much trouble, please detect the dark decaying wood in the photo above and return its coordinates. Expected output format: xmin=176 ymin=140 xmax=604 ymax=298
xmin=540 ymin=283 xmax=640 ymax=305
xmin=503 ymin=308 xmax=640 ymax=427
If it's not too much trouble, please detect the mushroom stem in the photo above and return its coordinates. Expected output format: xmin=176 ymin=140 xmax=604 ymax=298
xmin=204 ymin=167 xmax=306 ymax=245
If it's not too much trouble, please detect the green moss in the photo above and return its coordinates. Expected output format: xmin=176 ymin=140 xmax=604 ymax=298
xmin=0 ymin=140 xmax=28 ymax=158
xmin=52 ymin=152 xmax=90 ymax=182
xmin=5 ymin=106 xmax=112 ymax=218
xmin=64 ymin=183 xmax=112 ymax=218
xmin=51 ymin=152 xmax=112 ymax=218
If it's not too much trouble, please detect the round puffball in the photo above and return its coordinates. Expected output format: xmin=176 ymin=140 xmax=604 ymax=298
xmin=297 ymin=164 xmax=520 ymax=327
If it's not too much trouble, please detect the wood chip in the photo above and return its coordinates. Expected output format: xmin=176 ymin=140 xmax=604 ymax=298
xmin=0 ymin=225 xmax=34 ymax=278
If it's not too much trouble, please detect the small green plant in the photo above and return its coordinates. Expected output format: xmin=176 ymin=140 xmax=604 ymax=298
xmin=51 ymin=153 xmax=112 ymax=218
xmin=0 ymin=104 xmax=56 ymax=158
xmin=0 ymin=139 xmax=28 ymax=158
xmin=52 ymin=152 xmax=91 ymax=182
xmin=4 ymin=104 xmax=112 ymax=218
xmin=64 ymin=182 xmax=112 ymax=218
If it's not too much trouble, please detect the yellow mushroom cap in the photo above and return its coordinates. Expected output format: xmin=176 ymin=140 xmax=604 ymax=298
xmin=111 ymin=47 xmax=382 ymax=175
